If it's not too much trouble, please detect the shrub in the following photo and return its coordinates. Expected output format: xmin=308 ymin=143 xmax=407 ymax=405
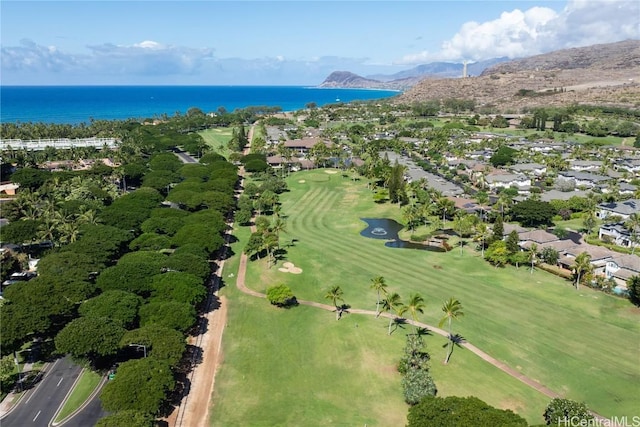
xmin=408 ymin=395 xmax=528 ymax=427
xmin=543 ymin=398 xmax=593 ymax=426
xmin=266 ymin=284 xmax=297 ymax=307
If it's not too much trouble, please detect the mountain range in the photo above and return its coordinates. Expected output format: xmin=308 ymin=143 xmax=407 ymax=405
xmin=319 ymin=39 xmax=640 ymax=111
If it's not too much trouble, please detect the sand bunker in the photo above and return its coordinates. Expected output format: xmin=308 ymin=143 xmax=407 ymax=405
xmin=298 ymin=180 xmax=306 ymax=183
xmin=278 ymin=261 xmax=303 ymax=274
xmin=324 ymin=169 xmax=338 ymax=174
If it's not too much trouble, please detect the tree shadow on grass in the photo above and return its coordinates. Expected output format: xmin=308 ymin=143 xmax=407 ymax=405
xmin=390 ymin=318 xmax=408 ymax=334
xmin=337 ymin=304 xmax=351 ymax=319
xmin=441 ymin=333 xmax=467 ymax=363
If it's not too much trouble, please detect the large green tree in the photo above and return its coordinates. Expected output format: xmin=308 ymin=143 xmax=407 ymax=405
xmin=628 ymin=275 xmax=640 ymax=307
xmin=120 ymin=325 xmax=186 ymax=366
xmin=543 ymin=398 xmax=593 ymax=426
xmin=398 ymin=334 xmax=437 ymax=405
xmin=407 ymin=396 xmax=528 ymax=427
xmin=55 ymin=316 xmax=126 ymax=360
xmin=100 ymin=358 xmax=175 ymax=415
xmin=510 ymin=199 xmax=556 ymax=227
xmin=150 ymin=272 xmax=207 ymax=306
xmin=139 ymin=301 xmax=197 ymax=332
xmin=95 ymin=411 xmax=154 ymax=427
xmin=78 ymin=290 xmax=141 ymax=329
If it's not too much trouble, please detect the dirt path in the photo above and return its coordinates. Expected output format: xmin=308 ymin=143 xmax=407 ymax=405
xmin=236 ymin=252 xmax=610 ymax=422
xmin=170 ymin=119 xmax=608 ymax=423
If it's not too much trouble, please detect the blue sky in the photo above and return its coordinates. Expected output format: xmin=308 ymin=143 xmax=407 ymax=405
xmin=1 ymin=0 xmax=638 ymax=85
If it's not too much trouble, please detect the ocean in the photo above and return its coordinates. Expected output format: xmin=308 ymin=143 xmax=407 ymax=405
xmin=0 ymin=86 xmax=400 ymax=125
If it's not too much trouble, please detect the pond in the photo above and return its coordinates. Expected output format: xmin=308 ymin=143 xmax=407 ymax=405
xmin=360 ymin=218 xmax=446 ymax=252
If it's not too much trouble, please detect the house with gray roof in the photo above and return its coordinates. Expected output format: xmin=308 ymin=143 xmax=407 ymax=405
xmin=508 ymin=163 xmax=547 ymax=177
xmin=557 ymin=171 xmax=611 ymax=189
xmin=597 ymin=199 xmax=640 ymax=220
xmin=569 ymin=160 xmax=603 ymax=172
xmin=485 ymin=173 xmax=530 ymax=193
xmin=614 ymin=158 xmax=640 ymax=174
xmin=604 ymin=254 xmax=640 ymax=287
xmin=598 ymin=222 xmax=639 ymax=249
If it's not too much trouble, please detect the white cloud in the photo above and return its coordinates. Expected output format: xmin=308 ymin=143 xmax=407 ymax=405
xmin=133 ymin=40 xmax=164 ymax=49
xmin=1 ymin=39 xmax=82 ymax=72
xmin=397 ymin=0 xmax=639 ymax=64
xmin=1 ymin=39 xmax=215 ymax=76
xmin=0 ymin=40 xmax=374 ymax=84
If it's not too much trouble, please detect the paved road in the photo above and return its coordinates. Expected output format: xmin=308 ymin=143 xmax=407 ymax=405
xmin=2 ymin=357 xmax=82 ymax=427
xmin=174 ymin=150 xmax=197 ymax=163
xmin=62 ymin=390 xmax=108 ymax=427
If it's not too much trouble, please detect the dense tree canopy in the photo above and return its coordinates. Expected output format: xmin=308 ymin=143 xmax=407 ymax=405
xmin=95 ymin=410 xmax=154 ymax=427
xmin=489 ymin=146 xmax=518 ymax=167
xmin=150 ymin=272 xmax=207 ymax=306
xmin=511 ymin=199 xmax=556 ymax=227
xmin=407 ymin=396 xmax=528 ymax=427
xmin=35 ymin=251 xmax=102 ymax=282
xmin=139 ymin=301 xmax=197 ymax=332
xmin=100 ymin=358 xmax=175 ymax=415
xmin=120 ymin=325 xmax=186 ymax=366
xmin=543 ymin=398 xmax=593 ymax=426
xmin=0 ymin=219 xmax=42 ymax=244
xmin=78 ymin=290 xmax=141 ymax=329
xmin=55 ymin=316 xmax=126 ymax=359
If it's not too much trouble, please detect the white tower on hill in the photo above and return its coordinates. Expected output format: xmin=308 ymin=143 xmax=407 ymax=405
xmin=462 ymin=60 xmax=468 ymax=78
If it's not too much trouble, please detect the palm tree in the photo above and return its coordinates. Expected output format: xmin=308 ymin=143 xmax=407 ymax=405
xmin=475 ymin=190 xmax=489 ymax=221
xmin=473 ymin=222 xmax=490 ymax=258
xmin=438 ymin=297 xmax=464 ymax=364
xmin=528 ymin=243 xmax=538 ymax=274
xmin=370 ymin=276 xmax=388 ymax=318
xmin=572 ymin=252 xmax=593 ymax=290
xmin=405 ymin=293 xmax=426 ymax=334
xmin=270 ymin=217 xmax=287 ymax=241
xmin=625 ymin=213 xmax=640 ymax=254
xmin=325 ymin=285 xmax=344 ymax=320
xmin=381 ymin=293 xmax=405 ymax=335
xmin=78 ymin=209 xmax=102 ymax=226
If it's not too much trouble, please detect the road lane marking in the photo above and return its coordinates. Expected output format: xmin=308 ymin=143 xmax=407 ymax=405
xmin=33 ymin=410 xmax=41 ymax=422
xmin=57 ymin=377 xmax=64 ymax=387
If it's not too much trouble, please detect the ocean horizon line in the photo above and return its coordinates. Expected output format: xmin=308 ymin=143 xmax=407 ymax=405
xmin=1 ymin=85 xmax=400 ymax=124
xmin=1 ymin=84 xmax=403 ymax=93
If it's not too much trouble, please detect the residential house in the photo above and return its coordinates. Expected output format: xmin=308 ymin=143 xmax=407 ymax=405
xmin=558 ymin=243 xmax=615 ymax=275
xmin=517 ymin=229 xmax=559 ymax=248
xmin=485 ymin=173 xmax=530 ymax=193
xmin=613 ymin=158 xmax=640 ymax=175
xmin=596 ymin=199 xmax=640 ymax=221
xmin=445 ymin=196 xmax=490 ymax=218
xmin=598 ymin=222 xmax=639 ymax=249
xmin=569 ymin=160 xmax=603 ymax=172
xmin=283 ymin=138 xmax=331 ymax=156
xmin=557 ymin=171 xmax=611 ymax=190
xmin=508 ymin=163 xmax=547 ymax=177
xmin=604 ymin=254 xmax=640 ymax=288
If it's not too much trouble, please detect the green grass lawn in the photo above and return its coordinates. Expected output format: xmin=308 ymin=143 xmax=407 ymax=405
xmin=198 ymin=127 xmax=234 ymax=158
xmin=212 ymin=169 xmax=640 ymax=425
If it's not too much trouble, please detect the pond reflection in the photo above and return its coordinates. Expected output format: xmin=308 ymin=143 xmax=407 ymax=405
xmin=360 ymin=218 xmax=446 ymax=252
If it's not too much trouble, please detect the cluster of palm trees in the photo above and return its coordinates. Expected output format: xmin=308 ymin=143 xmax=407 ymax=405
xmin=5 ymin=176 xmax=112 ymax=246
xmin=369 ymin=276 xmax=465 ymax=364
